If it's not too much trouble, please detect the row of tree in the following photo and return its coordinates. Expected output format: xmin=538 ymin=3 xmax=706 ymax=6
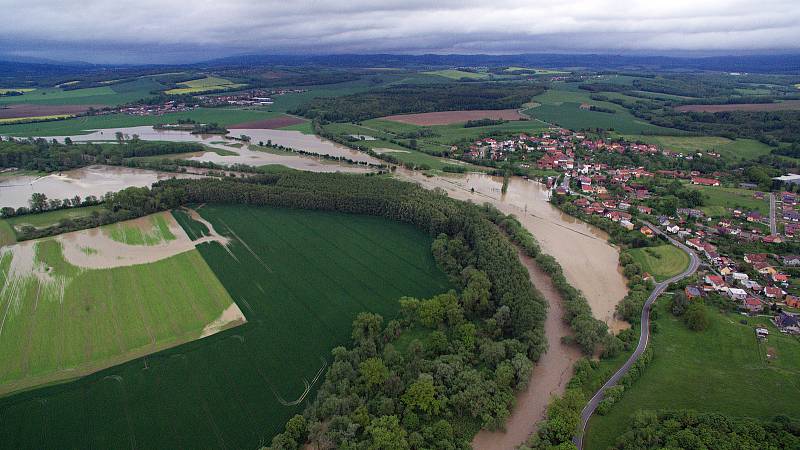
xmin=0 ymin=137 xmax=205 ymax=172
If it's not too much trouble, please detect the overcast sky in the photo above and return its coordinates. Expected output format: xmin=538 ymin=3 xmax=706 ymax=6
xmin=1 ymin=0 xmax=799 ymax=63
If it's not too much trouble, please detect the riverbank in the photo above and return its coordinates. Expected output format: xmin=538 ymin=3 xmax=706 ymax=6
xmin=472 ymin=249 xmax=583 ymax=450
xmin=396 ymin=170 xmax=630 ymax=333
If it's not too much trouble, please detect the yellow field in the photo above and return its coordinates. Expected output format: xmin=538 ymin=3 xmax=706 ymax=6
xmin=0 ymin=88 xmax=35 ymax=94
xmin=0 ymin=115 xmax=74 ymax=124
xmin=55 ymin=81 xmax=80 ymax=87
xmin=165 ymin=76 xmax=246 ymax=94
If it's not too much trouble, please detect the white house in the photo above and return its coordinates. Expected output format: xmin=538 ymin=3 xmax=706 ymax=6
xmin=732 ymin=272 xmax=749 ymax=281
xmin=728 ymin=288 xmax=748 ymax=301
xmin=666 ymin=224 xmax=680 ymax=234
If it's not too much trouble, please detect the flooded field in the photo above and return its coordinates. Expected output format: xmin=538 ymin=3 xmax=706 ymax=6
xmin=0 ymin=211 xmax=243 ymax=395
xmin=40 ymin=125 xmax=382 ymax=168
xmin=398 ymin=170 xmax=630 ymax=332
xmin=0 ymin=165 xmax=201 ymax=209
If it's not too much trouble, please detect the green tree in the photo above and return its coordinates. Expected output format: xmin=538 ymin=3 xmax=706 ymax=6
xmin=684 ymin=303 xmax=709 ymax=331
xmin=359 ymin=357 xmax=389 ymax=389
xmin=402 ymin=374 xmax=441 ymax=415
xmin=365 ymin=415 xmax=409 ymax=450
xmin=29 ymin=192 xmax=48 ymax=212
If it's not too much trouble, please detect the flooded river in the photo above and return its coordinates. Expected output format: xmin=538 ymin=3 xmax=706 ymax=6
xmin=40 ymin=126 xmax=382 ymax=169
xmin=0 ymin=165 xmax=202 ymax=209
xmin=398 ymin=170 xmax=630 ymax=333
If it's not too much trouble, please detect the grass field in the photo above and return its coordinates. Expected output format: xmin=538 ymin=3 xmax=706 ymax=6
xmin=0 ymin=108 xmax=280 ymax=136
xmin=619 ymin=135 xmax=773 ymax=160
xmin=625 ymin=245 xmax=690 ymax=282
xmin=522 ymin=85 xmax=678 ymax=134
xmin=0 ymin=79 xmax=163 ymax=106
xmin=165 ymin=76 xmax=246 ymax=94
xmin=4 ymin=206 xmax=105 ymax=235
xmin=0 ymin=205 xmax=451 ymax=448
xmin=688 ymin=184 xmax=769 ymax=217
xmin=105 ymin=214 xmax=176 ymax=245
xmin=585 ymin=301 xmax=800 ymax=450
xmin=423 ymin=69 xmax=489 ymax=80
xmin=0 ymin=235 xmax=236 ymax=396
xmin=0 ymin=88 xmax=36 ymax=94
xmin=0 ymin=221 xmax=14 ymax=246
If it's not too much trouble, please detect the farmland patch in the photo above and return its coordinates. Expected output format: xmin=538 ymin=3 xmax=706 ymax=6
xmin=0 ymin=205 xmax=451 ymax=448
xmin=675 ymin=100 xmax=800 ymax=112
xmin=380 ymin=109 xmax=526 ymax=125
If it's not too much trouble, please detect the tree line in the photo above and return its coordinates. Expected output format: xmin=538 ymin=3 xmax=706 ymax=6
xmin=0 ymin=137 xmax=205 ymax=172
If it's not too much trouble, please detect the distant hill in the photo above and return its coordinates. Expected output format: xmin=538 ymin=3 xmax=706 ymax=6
xmin=201 ymin=53 xmax=800 ymax=74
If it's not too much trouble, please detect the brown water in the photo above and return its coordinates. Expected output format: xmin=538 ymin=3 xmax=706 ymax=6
xmin=40 ymin=126 xmax=382 ymax=168
xmin=397 ymin=170 xmax=629 ymax=333
xmin=0 ymin=165 xmax=201 ymax=209
xmin=472 ymin=251 xmax=583 ymax=450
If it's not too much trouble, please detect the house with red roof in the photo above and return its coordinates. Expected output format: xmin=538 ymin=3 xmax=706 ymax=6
xmin=691 ymin=177 xmax=720 ymax=186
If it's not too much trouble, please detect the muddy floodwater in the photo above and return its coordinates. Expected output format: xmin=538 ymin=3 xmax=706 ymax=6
xmin=37 ymin=126 xmax=381 ymax=171
xmin=398 ymin=170 xmax=630 ymax=333
xmin=0 ymin=165 xmax=201 ymax=209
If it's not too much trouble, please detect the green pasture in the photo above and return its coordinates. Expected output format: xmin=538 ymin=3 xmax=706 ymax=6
xmin=625 ymin=245 xmax=690 ymax=282
xmin=585 ymin=301 xmax=800 ymax=450
xmin=0 ymin=78 xmax=163 ymax=106
xmin=688 ymin=184 xmax=769 ymax=217
xmin=620 ymin=134 xmax=773 ymax=160
xmin=0 ymin=108 xmax=281 ymax=136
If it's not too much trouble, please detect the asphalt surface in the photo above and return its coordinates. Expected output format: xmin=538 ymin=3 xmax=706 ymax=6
xmin=573 ymin=222 xmax=700 ymax=450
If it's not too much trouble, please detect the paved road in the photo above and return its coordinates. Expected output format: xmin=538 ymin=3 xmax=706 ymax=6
xmin=770 ymin=193 xmax=778 ymax=235
xmin=573 ymin=223 xmax=700 ymax=450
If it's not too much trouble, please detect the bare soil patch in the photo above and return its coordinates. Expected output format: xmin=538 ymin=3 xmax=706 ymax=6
xmin=675 ymin=100 xmax=800 ymax=113
xmin=0 ymin=103 xmax=103 ymax=119
xmin=228 ymin=115 xmax=307 ymax=129
xmin=380 ymin=109 xmax=527 ymax=125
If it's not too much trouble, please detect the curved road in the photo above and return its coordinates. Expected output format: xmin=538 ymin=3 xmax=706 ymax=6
xmin=574 ymin=222 xmax=700 ymax=450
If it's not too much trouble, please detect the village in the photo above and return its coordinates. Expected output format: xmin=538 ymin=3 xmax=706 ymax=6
xmin=463 ymin=128 xmax=800 ymax=335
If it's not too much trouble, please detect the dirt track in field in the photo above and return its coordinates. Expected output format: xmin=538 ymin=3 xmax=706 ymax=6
xmin=228 ymin=115 xmax=307 ymax=129
xmin=380 ymin=109 xmax=527 ymax=125
xmin=675 ymin=100 xmax=800 ymax=112
xmin=0 ymin=103 xmax=103 ymax=119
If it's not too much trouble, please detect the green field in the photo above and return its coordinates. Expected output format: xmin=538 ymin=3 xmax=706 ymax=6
xmin=0 ymin=108 xmax=280 ymax=136
xmin=620 ymin=135 xmax=773 ymax=160
xmin=362 ymin=118 xmax=548 ymax=146
xmin=0 ymin=79 xmax=164 ymax=106
xmin=625 ymin=245 xmax=690 ymax=282
xmin=4 ymin=206 xmax=105 ymax=234
xmin=165 ymin=76 xmax=246 ymax=94
xmin=423 ymin=69 xmax=489 ymax=80
xmin=0 ymin=221 xmax=14 ymax=246
xmin=585 ymin=301 xmax=800 ymax=450
xmin=105 ymin=213 xmax=176 ymax=245
xmin=0 ymin=205 xmax=451 ymax=448
xmin=522 ymin=85 xmax=678 ymax=134
xmin=0 ymin=236 xmax=236 ymax=396
xmin=0 ymin=88 xmax=36 ymax=94
xmin=688 ymin=184 xmax=769 ymax=217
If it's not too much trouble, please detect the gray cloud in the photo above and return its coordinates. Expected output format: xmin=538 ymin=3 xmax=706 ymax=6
xmin=1 ymin=0 xmax=799 ymax=63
